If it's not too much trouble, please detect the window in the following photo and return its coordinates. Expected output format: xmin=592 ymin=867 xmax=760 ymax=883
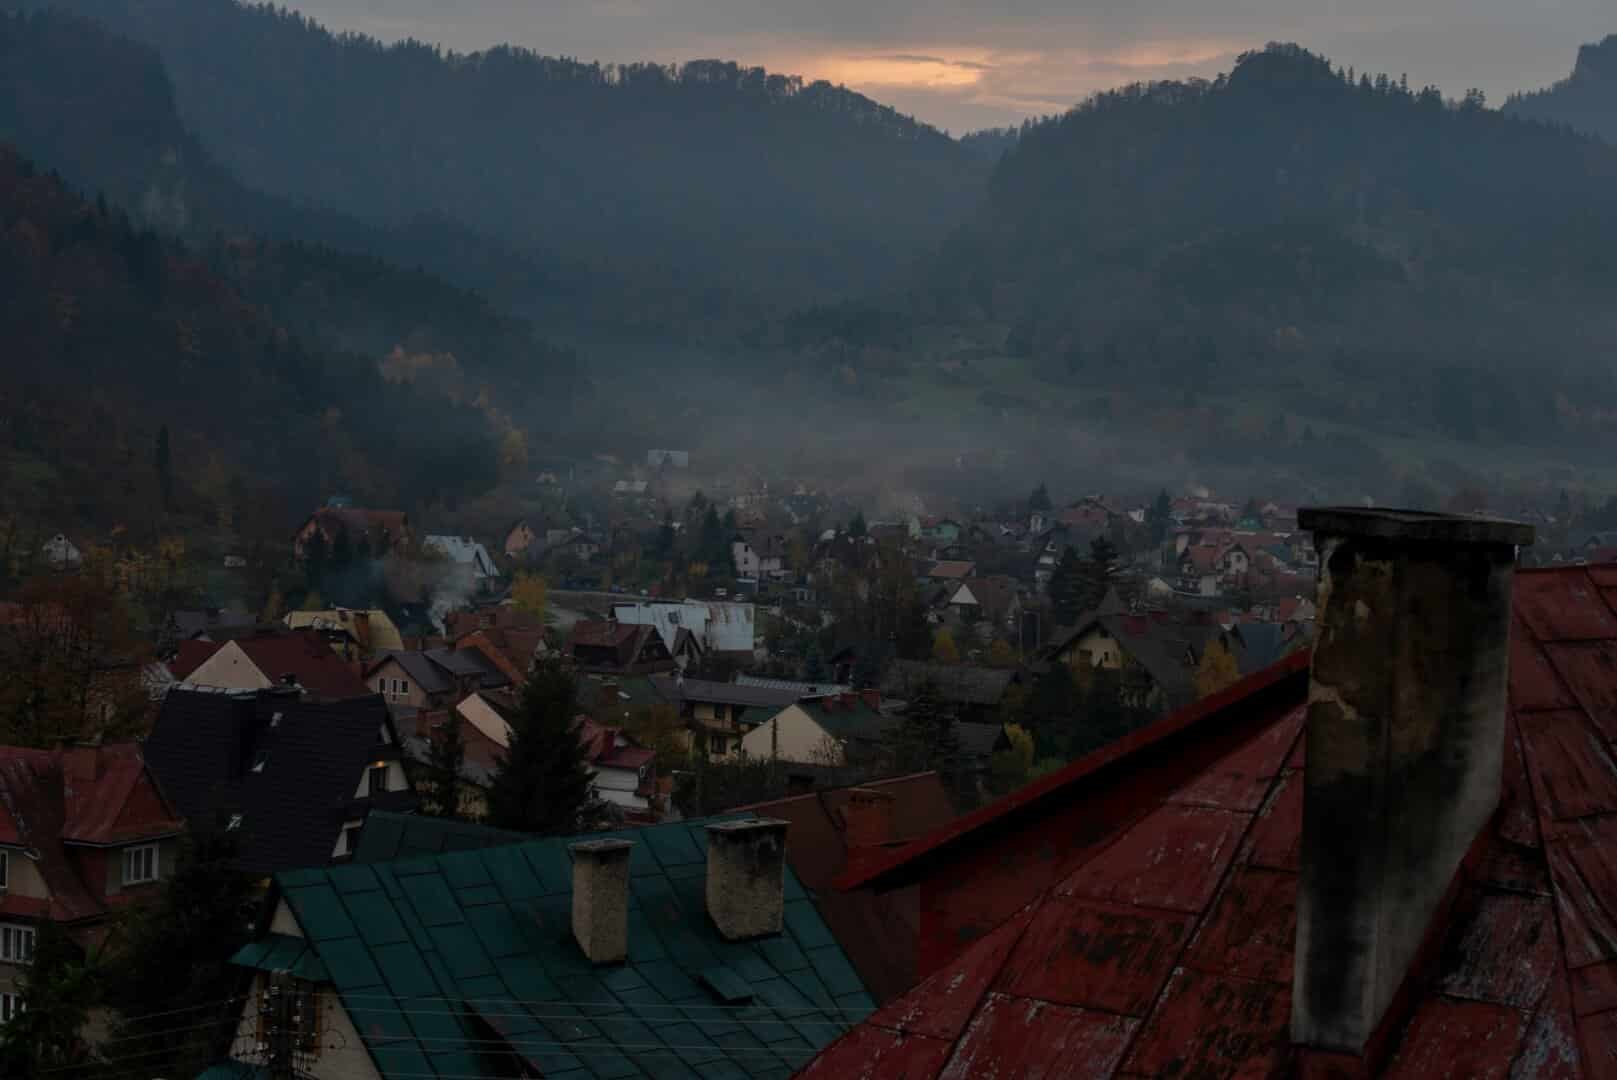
xmin=367 ymin=764 xmax=390 ymax=796
xmin=0 ymin=851 xmax=7 ymax=891
xmin=339 ymin=824 xmax=361 ymax=857
xmin=400 ymin=679 xmax=409 ymax=696
xmin=709 ymin=734 xmax=727 ymax=756
xmin=0 ymin=925 xmax=34 ymax=964
xmin=0 ymin=992 xmax=21 ymax=1023
xmin=123 ymin=844 xmax=159 ymax=886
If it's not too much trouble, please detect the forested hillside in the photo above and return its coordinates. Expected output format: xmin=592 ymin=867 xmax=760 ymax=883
xmin=913 ymin=44 xmax=1617 ymax=455
xmin=12 ymin=0 xmax=986 ymax=307
xmin=1507 ymin=35 xmax=1617 ymax=142
xmin=0 ymin=145 xmax=504 ymax=535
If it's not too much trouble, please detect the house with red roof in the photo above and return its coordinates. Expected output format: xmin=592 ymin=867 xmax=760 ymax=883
xmin=292 ymin=505 xmax=409 ymax=560
xmin=0 ymin=744 xmax=185 ymax=1020
xmin=803 ymin=509 xmax=1617 ymax=1077
xmin=174 ymin=628 xmax=371 ymax=700
xmin=567 ymin=619 xmax=678 ymax=675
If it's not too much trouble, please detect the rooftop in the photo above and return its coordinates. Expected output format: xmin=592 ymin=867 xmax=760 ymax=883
xmin=244 ymin=814 xmax=874 ymax=1079
xmin=805 ymin=565 xmax=1616 ymax=1077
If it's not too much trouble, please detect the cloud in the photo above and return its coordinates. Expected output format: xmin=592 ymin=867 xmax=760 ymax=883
xmin=288 ymin=0 xmax=1617 ymax=132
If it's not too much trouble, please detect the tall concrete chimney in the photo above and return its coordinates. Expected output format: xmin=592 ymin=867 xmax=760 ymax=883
xmin=705 ymin=818 xmax=789 ymax=941
xmin=1292 ymin=508 xmax=1532 ymax=1053
xmin=571 ymin=839 xmax=634 ymax=964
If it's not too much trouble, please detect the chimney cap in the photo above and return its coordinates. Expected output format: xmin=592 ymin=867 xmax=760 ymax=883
xmin=705 ymin=817 xmax=789 ymax=838
xmin=571 ymin=838 xmax=634 ymax=858
xmin=1296 ymin=506 xmax=1533 ymax=547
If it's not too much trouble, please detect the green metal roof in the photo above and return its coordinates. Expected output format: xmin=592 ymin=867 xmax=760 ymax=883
xmin=246 ymin=816 xmax=873 ymax=1079
xmin=229 ymin=933 xmax=329 ymax=982
xmin=195 ymin=1063 xmax=270 ymax=1080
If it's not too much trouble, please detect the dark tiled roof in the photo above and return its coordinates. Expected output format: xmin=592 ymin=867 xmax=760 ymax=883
xmin=145 ymin=690 xmax=406 ymax=876
xmin=954 ymin=721 xmax=1006 ymax=760
xmin=351 ymin=810 xmax=527 ymax=864
xmin=570 ymin=620 xmax=641 ymax=649
xmin=798 ymin=698 xmax=895 ymax=743
xmin=806 ymin=567 xmax=1617 ymax=1077
xmin=881 ymin=661 xmax=1015 ymax=707
xmin=253 ymin=815 xmax=873 ymax=1078
xmin=376 ymin=650 xmax=454 ymax=695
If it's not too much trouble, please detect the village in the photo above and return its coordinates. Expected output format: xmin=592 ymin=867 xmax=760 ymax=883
xmin=0 ymin=452 xmax=1611 ymax=1078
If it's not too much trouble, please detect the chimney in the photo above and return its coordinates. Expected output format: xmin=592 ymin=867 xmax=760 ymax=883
xmin=570 ymin=839 xmax=634 ymax=964
xmin=860 ymin=689 xmax=881 ymax=712
xmin=1292 ymin=508 xmax=1532 ymax=1054
xmin=840 ymin=788 xmax=895 ymax=849
xmin=705 ymin=818 xmax=789 ymax=941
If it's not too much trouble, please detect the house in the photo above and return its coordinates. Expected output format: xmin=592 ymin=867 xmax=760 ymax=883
xmin=574 ymin=717 xmax=658 ymax=818
xmin=41 ymin=533 xmax=82 ymax=569
xmin=569 ymin=620 xmax=678 ymax=675
xmin=178 ymin=628 xmax=373 ymax=700
xmin=364 ymin=647 xmax=508 ymax=710
xmin=502 ymin=519 xmax=538 ymax=560
xmin=920 ymin=518 xmax=962 ymax=545
xmin=646 ymin=448 xmax=690 ymax=468
xmin=293 ymin=506 xmax=409 ymax=560
xmin=144 ymin=688 xmax=413 ymax=874
xmin=740 ymin=692 xmax=895 ymax=767
xmin=283 ymin=608 xmax=404 ymax=660
xmin=649 ymin=674 xmax=801 ymax=760
xmin=612 ymin=600 xmax=757 ymax=660
xmin=921 ymin=559 xmax=975 ymax=585
xmin=732 ymin=534 xmax=788 ymax=581
xmin=0 ymin=743 xmax=185 ymax=1021
xmin=1047 ymin=611 xmax=1213 ymax=713
xmin=945 ymin=576 xmax=1021 ymax=630
xmin=807 ymin=508 xmax=1592 ymax=1078
xmin=880 ymin=660 xmax=1018 ymax=725
xmin=422 ymin=535 xmax=498 ymax=590
xmin=212 ymin=816 xmax=874 ymax=1079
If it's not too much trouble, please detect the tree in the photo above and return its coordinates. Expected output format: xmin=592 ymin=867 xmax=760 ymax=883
xmin=656 ymin=511 xmax=676 ymax=558
xmin=302 ymin=527 xmax=328 ymax=593
xmin=932 ymin=629 xmax=961 ymax=665
xmin=0 ymin=922 xmax=98 ymax=1076
xmin=511 ymin=571 xmax=548 ymax=621
xmin=1048 ymin=545 xmax=1086 ymax=625
xmin=885 ymin=679 xmax=966 ymax=801
xmin=486 ymin=659 xmax=602 ymax=834
xmin=699 ymin=506 xmax=727 ymax=568
xmin=1194 ymin=638 xmax=1243 ymax=700
xmin=1147 ymin=489 xmax=1172 ymax=546
xmin=848 ymin=511 xmax=868 ymax=539
xmin=1077 ymin=536 xmax=1121 ymax=612
xmin=99 ymin=831 xmax=259 ymax=1080
xmin=990 ymin=722 xmax=1037 ymax=795
xmin=986 ymin=638 xmax=1019 ymax=668
xmin=423 ymin=715 xmax=468 ymax=820
xmin=1029 ymin=483 xmax=1053 ymax=514
xmin=154 ymin=424 xmax=173 ymax=512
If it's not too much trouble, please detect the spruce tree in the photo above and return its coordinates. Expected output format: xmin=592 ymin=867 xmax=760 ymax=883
xmin=154 ymin=424 xmax=173 ymax=512
xmin=425 ymin=715 xmax=468 ymax=820
xmin=486 ymin=659 xmax=601 ymax=834
xmin=1048 ymin=545 xmax=1085 ymax=625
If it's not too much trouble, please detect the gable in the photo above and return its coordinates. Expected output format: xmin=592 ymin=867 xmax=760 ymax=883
xmin=950 ymin=584 xmax=979 ymax=607
xmin=185 ymin=641 xmax=272 ymax=690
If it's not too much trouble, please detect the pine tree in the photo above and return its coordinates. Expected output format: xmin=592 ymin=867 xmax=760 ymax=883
xmin=1048 ymin=545 xmax=1085 ymax=625
xmin=848 ymin=511 xmax=868 ymax=539
xmin=425 ymin=715 xmax=468 ymax=820
xmin=1147 ymin=489 xmax=1172 ymax=546
xmin=1029 ymin=483 xmax=1053 ymax=514
xmin=154 ymin=424 xmax=173 ymax=512
xmin=486 ymin=659 xmax=602 ymax=835
xmin=1075 ymin=536 xmax=1120 ymax=613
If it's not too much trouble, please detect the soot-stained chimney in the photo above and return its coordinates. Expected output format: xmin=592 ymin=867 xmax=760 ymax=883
xmin=1292 ymin=507 xmax=1533 ymax=1053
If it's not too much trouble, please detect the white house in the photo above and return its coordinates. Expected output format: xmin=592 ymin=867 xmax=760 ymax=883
xmin=42 ymin=533 xmax=82 ymax=569
xmin=423 ymin=535 xmax=497 ymax=588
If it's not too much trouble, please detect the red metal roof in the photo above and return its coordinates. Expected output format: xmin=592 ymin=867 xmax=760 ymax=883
xmin=225 ymin=630 xmax=370 ymax=699
xmin=169 ymin=638 xmax=223 ymax=680
xmin=802 ymin=567 xmax=1617 ymax=1077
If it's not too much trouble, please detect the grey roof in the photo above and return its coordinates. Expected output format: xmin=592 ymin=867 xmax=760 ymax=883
xmin=649 ymin=675 xmax=801 ymax=710
xmin=377 ymin=650 xmax=453 ymax=695
xmin=881 ymin=661 xmax=1016 ymax=707
xmin=1231 ymin=623 xmax=1291 ymax=675
xmin=735 ymin=674 xmax=852 ymax=698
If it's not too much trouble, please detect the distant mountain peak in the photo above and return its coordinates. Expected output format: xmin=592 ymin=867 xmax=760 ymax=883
xmin=1572 ymin=34 xmax=1617 ymax=84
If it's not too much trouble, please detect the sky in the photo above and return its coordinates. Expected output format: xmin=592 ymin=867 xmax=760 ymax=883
xmin=289 ymin=0 xmax=1614 ymax=133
